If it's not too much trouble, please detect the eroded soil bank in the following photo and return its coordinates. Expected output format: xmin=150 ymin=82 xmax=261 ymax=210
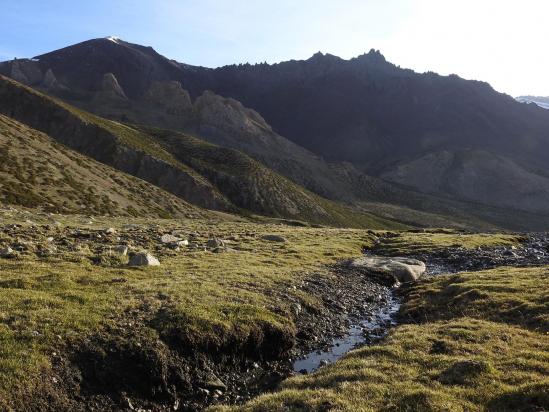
xmin=33 ymin=262 xmax=399 ymax=411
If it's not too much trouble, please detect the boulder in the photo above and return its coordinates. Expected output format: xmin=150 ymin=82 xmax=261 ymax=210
xmin=349 ymin=255 xmax=426 ymax=283
xmin=129 ymin=252 xmax=160 ymax=266
xmin=203 ymin=375 xmax=227 ymax=391
xmin=261 ymin=234 xmax=287 ymax=243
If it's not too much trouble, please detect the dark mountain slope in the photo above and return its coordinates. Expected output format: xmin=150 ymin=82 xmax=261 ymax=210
xmin=3 ymin=39 xmax=549 ymax=222
xmin=32 ymin=37 xmax=186 ymax=99
xmin=0 ymin=75 xmax=230 ymax=212
xmin=0 ymin=75 xmax=401 ymax=229
xmin=189 ymin=51 xmax=549 ymax=172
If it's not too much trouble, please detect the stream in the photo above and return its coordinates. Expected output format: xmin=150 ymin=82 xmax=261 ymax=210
xmin=293 ymin=293 xmax=400 ymax=373
xmin=292 ymin=233 xmax=549 ymax=374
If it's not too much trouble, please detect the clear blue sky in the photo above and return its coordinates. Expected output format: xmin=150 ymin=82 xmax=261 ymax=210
xmin=1 ymin=0 xmax=547 ymax=96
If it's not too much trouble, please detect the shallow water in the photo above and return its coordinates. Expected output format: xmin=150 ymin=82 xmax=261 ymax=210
xmin=293 ymin=294 xmax=400 ymax=373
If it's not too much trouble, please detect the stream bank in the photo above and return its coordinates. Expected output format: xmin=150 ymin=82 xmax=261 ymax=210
xmin=40 ymin=234 xmax=549 ymax=411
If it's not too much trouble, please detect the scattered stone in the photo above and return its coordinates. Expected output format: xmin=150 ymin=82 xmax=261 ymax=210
xmin=105 ymin=227 xmax=116 ymax=235
xmin=46 ymin=237 xmax=54 ymax=242
xmin=261 ymin=234 xmax=287 ymax=243
xmin=37 ymin=247 xmax=56 ymax=257
xmin=0 ymin=247 xmax=15 ymax=258
xmin=128 ymin=252 xmax=160 ymax=266
xmin=349 ymin=256 xmax=426 ymax=283
xmin=161 ymin=234 xmax=180 ymax=244
xmin=207 ymin=238 xmax=225 ymax=249
xmin=198 ymin=388 xmax=210 ymax=397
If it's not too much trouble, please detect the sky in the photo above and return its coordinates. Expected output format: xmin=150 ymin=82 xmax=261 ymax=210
xmin=1 ymin=0 xmax=547 ymax=96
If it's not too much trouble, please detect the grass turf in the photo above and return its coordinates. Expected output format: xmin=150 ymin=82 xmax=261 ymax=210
xmin=212 ymin=266 xmax=549 ymax=411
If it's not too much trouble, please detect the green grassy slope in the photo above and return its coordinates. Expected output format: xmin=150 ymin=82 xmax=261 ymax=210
xmin=0 ymin=75 xmax=404 ymax=229
xmin=0 ymin=114 xmax=204 ymax=218
xmin=0 ymin=212 xmax=379 ymax=410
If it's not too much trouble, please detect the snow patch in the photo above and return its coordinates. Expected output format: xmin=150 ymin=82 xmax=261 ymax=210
xmin=105 ymin=36 xmax=121 ymax=44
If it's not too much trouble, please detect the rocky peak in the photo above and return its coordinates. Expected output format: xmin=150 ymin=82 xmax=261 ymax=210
xmin=352 ymin=49 xmax=390 ymax=68
xmin=307 ymin=52 xmax=342 ymax=65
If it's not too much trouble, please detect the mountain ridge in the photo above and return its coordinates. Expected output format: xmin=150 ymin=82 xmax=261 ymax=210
xmin=2 ymin=38 xmax=549 ymax=228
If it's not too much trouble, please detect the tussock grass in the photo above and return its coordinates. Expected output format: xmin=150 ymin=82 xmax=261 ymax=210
xmin=374 ymin=231 xmax=522 ymax=255
xmin=0 ymin=214 xmax=376 ymax=404
xmin=400 ymin=266 xmax=549 ymax=332
xmin=214 ymin=319 xmax=548 ymax=412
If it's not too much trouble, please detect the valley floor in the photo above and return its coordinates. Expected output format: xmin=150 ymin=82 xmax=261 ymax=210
xmin=0 ymin=206 xmax=547 ymax=411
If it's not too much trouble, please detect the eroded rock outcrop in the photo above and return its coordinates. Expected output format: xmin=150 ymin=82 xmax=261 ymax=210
xmin=143 ymin=80 xmax=192 ymax=115
xmin=194 ymin=90 xmax=272 ymax=135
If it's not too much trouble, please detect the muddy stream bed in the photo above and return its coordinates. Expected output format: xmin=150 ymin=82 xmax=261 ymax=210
xmin=289 ymin=233 xmax=549 ymax=375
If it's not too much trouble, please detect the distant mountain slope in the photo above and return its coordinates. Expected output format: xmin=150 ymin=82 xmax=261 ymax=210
xmin=381 ymin=149 xmax=549 ymax=215
xmin=191 ymin=52 xmax=549 ymax=171
xmin=0 ymin=75 xmax=401 ymax=229
xmin=3 ymin=39 xmax=549 ymax=227
xmin=0 ymin=114 xmax=203 ymax=218
xmin=516 ymin=96 xmax=549 ymax=110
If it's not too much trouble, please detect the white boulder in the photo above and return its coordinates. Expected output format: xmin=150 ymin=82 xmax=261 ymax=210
xmin=349 ymin=256 xmax=426 ymax=283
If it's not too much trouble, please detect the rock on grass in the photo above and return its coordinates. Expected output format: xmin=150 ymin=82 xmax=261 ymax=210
xmin=261 ymin=234 xmax=287 ymax=242
xmin=128 ymin=252 xmax=160 ymax=266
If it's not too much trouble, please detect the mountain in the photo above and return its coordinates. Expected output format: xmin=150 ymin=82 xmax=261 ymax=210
xmin=0 ymin=74 xmax=404 ymax=229
xmin=2 ymin=38 xmax=549 ymax=228
xmin=516 ymin=96 xmax=549 ymax=110
xmin=185 ymin=52 xmax=549 ymax=213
